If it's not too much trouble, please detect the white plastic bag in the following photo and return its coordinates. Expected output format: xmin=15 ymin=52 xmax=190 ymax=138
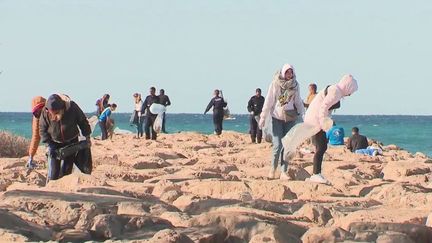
xmin=153 ymin=114 xmax=163 ymax=133
xmin=282 ymin=122 xmax=320 ymax=160
xmin=262 ymin=115 xmax=273 ymax=143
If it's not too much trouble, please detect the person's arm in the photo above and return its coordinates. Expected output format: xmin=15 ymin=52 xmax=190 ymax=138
xmin=142 ymin=97 xmax=148 ymax=111
xmin=39 ymin=110 xmax=52 ymax=144
xmin=318 ymin=86 xmax=341 ymax=130
xmin=222 ymin=98 xmax=227 ymax=108
xmin=29 ymin=117 xmax=41 ymax=157
xmin=73 ymin=102 xmax=92 ymax=138
xmin=204 ymin=98 xmax=214 ymax=114
xmin=294 ymin=87 xmax=305 ymax=117
xmin=247 ymin=97 xmax=253 ymax=113
xmin=260 ymin=81 xmax=276 ymax=125
xmin=166 ymin=96 xmax=171 ymax=106
xmin=347 ymin=137 xmax=353 ymax=151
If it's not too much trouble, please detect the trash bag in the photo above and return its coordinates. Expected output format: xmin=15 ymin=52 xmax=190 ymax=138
xmin=282 ymin=122 xmax=320 ymax=160
xmin=153 ymin=113 xmax=163 ymax=133
xmin=262 ymin=115 xmax=273 ymax=143
xmin=88 ymin=116 xmax=99 ymax=134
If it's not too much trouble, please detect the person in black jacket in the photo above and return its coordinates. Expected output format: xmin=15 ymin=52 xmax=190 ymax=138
xmin=158 ymin=89 xmax=171 ymax=133
xmin=142 ymin=87 xmax=160 ymax=140
xmin=39 ymin=94 xmax=92 ymax=181
xmin=347 ymin=127 xmax=369 ymax=152
xmin=204 ymin=89 xmax=227 ymax=135
xmin=247 ymin=88 xmax=265 ymax=143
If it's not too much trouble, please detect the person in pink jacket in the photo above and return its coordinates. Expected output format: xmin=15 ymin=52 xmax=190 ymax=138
xmin=304 ymin=74 xmax=358 ymax=183
xmin=259 ymin=64 xmax=305 ymax=180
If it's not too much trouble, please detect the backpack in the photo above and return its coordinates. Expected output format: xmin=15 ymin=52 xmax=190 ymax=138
xmin=325 ymin=85 xmax=341 ymax=110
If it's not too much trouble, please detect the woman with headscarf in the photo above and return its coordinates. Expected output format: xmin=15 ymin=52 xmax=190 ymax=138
xmin=259 ymin=64 xmax=305 ymax=179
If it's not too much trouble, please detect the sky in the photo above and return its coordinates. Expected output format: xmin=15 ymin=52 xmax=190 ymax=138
xmin=0 ymin=0 xmax=431 ymax=115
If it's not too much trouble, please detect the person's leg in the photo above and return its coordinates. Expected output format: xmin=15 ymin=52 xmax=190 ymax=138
xmin=250 ymin=115 xmax=257 ymax=143
xmin=257 ymin=123 xmax=263 ymax=144
xmin=61 ymin=155 xmax=75 ymax=178
xmin=217 ymin=114 xmax=224 ymax=135
xmin=99 ymin=121 xmax=107 ymax=140
xmin=212 ymin=113 xmax=218 ymax=134
xmin=271 ymin=118 xmax=283 ymax=172
xmin=150 ymin=115 xmax=157 ymax=140
xmin=313 ymin=130 xmax=327 ymax=174
xmin=144 ymin=116 xmax=151 ymax=139
xmin=162 ymin=112 xmax=167 ymax=133
xmin=47 ymin=152 xmax=61 ymax=181
xmin=139 ymin=118 xmax=144 ymax=137
xmin=280 ymin=120 xmax=297 ymax=173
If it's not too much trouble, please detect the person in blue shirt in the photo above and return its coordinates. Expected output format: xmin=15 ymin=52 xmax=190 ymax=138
xmin=99 ymin=103 xmax=117 ymax=140
xmin=326 ymin=122 xmax=345 ymax=145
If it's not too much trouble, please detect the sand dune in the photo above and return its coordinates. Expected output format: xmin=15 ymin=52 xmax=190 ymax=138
xmin=1 ymin=131 xmax=432 ymax=242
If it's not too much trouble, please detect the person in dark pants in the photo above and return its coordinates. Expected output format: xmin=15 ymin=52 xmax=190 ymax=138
xmin=304 ymin=74 xmax=358 ymax=184
xmin=39 ymin=94 xmax=92 ymax=181
xmin=204 ymin=89 xmax=227 ymax=135
xmin=347 ymin=127 xmax=369 ymax=152
xmin=158 ymin=89 xmax=171 ymax=133
xmin=99 ymin=104 xmax=117 ymax=140
xmin=143 ymin=87 xmax=160 ymax=140
xmin=247 ymin=88 xmax=265 ymax=143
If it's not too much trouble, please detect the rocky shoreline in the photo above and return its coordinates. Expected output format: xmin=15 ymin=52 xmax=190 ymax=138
xmin=1 ymin=131 xmax=431 ymax=242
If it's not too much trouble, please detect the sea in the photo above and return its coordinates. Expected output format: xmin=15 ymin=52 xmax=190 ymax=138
xmin=0 ymin=112 xmax=431 ymax=157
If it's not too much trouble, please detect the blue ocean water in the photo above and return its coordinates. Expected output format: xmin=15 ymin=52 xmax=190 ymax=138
xmin=0 ymin=112 xmax=431 ymax=156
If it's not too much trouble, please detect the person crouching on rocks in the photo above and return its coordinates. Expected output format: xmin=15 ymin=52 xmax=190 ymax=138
xmin=303 ymin=74 xmax=358 ymax=184
xmin=259 ymin=64 xmax=305 ymax=180
xmin=39 ymin=94 xmax=92 ymax=181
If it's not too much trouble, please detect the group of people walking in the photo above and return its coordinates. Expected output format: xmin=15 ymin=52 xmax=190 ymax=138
xmin=26 ymin=63 xmax=359 ymax=186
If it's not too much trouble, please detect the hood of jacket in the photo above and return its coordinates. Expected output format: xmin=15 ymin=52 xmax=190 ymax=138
xmin=336 ymin=74 xmax=358 ymax=96
xmin=31 ymin=96 xmax=46 ymax=113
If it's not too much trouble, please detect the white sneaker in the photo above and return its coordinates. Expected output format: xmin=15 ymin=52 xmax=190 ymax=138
xmin=268 ymin=169 xmax=276 ymax=179
xmin=309 ymin=174 xmax=329 ymax=184
xmin=280 ymin=172 xmax=290 ymax=180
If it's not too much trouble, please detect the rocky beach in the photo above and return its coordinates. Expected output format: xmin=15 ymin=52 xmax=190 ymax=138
xmin=1 ymin=131 xmax=432 ymax=242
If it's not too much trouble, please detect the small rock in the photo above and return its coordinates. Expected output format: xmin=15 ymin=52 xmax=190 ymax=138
xmin=302 ymin=227 xmax=354 ymax=243
xmin=160 ymin=190 xmax=183 ymax=203
xmin=152 ymin=180 xmax=181 ymax=198
xmin=376 ymin=231 xmax=415 ymax=243
xmin=150 ymin=229 xmax=193 ymax=243
xmin=0 ymin=178 xmax=12 ymax=191
xmin=117 ymin=202 xmax=149 ymax=216
xmin=426 ymin=212 xmax=432 ymax=227
xmin=293 ymin=204 xmax=333 ymax=226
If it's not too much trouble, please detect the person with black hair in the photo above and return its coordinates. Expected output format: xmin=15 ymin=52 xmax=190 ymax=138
xmin=347 ymin=127 xmax=369 ymax=152
xmin=39 ymin=94 xmax=92 ymax=181
xmin=143 ymin=87 xmax=160 ymax=140
xmin=205 ymin=89 xmax=227 ymax=135
xmin=247 ymin=88 xmax=265 ymax=143
xmin=99 ymin=103 xmax=117 ymax=140
xmin=158 ymin=89 xmax=171 ymax=133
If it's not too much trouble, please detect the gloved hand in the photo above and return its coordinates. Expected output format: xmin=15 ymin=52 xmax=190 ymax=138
xmin=26 ymin=156 xmax=36 ymax=169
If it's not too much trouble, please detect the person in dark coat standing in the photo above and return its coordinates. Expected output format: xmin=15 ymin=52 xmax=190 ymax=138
xmin=158 ymin=89 xmax=171 ymax=133
xmin=247 ymin=88 xmax=265 ymax=143
xmin=204 ymin=89 xmax=227 ymax=135
xmin=142 ymin=87 xmax=160 ymax=140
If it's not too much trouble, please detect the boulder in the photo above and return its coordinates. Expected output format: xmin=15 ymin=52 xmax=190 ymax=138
xmin=301 ymin=227 xmax=354 ymax=243
xmin=293 ymin=204 xmax=333 ymax=226
xmin=381 ymin=161 xmax=431 ymax=181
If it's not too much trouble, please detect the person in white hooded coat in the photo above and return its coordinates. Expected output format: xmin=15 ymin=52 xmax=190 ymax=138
xmin=303 ymin=74 xmax=358 ymax=183
xmin=259 ymin=64 xmax=305 ymax=179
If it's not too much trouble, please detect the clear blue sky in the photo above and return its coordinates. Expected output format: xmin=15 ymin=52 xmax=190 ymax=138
xmin=0 ymin=0 xmax=430 ymax=115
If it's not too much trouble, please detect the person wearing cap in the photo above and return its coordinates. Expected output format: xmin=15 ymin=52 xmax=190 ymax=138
xmin=27 ymin=96 xmax=47 ymax=169
xmin=39 ymin=94 xmax=92 ymax=181
xmin=158 ymin=89 xmax=171 ymax=133
xmin=99 ymin=103 xmax=117 ymax=140
xmin=247 ymin=88 xmax=265 ymax=143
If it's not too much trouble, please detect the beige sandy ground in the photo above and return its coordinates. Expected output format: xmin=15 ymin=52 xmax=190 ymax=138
xmin=1 ymin=131 xmax=432 ymax=242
